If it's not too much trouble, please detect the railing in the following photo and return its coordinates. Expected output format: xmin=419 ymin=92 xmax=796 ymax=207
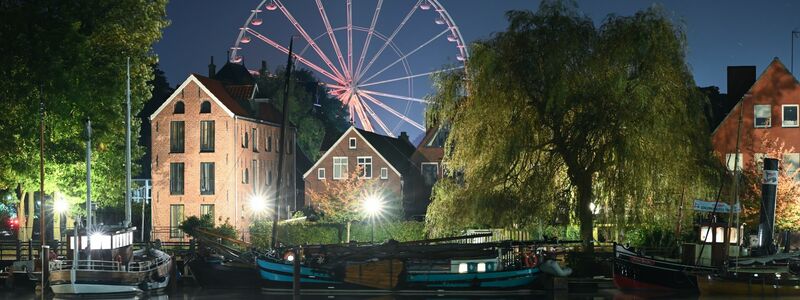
xmin=128 ymin=253 xmax=171 ymax=272
xmin=0 ymin=239 xmax=191 ymax=261
xmin=50 ymin=260 xmax=122 ymax=272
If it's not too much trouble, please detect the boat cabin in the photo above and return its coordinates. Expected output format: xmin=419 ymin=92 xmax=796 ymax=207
xmin=67 ymin=226 xmax=135 ymax=265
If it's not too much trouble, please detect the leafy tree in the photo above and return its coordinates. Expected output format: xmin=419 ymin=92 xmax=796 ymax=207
xmin=306 ymin=167 xmax=392 ymax=242
xmin=255 ymin=69 xmax=349 ymax=160
xmin=179 ymin=214 xmax=238 ymax=241
xmin=425 ymin=1 xmax=716 ymax=251
xmin=0 ymin=0 xmax=168 ymax=225
xmin=739 ymin=135 xmax=800 ymax=231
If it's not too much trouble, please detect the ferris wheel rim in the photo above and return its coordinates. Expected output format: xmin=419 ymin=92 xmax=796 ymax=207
xmin=230 ymin=0 xmax=468 ymax=136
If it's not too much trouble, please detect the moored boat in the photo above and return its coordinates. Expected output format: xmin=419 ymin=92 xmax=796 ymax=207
xmin=257 ymin=239 xmax=548 ymax=293
xmin=613 ymin=243 xmax=717 ymax=291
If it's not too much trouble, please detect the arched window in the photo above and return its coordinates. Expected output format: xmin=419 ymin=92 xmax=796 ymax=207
xmin=200 ymin=101 xmax=211 ymax=114
xmin=173 ymin=101 xmax=185 ymax=114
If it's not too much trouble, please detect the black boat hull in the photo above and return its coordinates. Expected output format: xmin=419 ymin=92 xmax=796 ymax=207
xmin=613 ymin=243 xmax=716 ymax=291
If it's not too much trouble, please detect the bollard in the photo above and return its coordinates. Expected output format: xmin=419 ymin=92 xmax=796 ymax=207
xmin=41 ymin=245 xmax=49 ymax=294
xmin=293 ymin=246 xmax=301 ymax=295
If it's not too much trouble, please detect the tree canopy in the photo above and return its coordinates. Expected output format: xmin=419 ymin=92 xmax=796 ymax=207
xmin=425 ymin=1 xmax=718 ymax=249
xmin=0 ymin=1 xmax=168 ymax=210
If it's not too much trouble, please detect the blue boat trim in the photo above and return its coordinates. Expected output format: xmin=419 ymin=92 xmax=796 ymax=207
xmin=257 ymin=259 xmax=333 ymax=279
xmin=259 ymin=270 xmax=340 ymax=284
xmin=407 ymin=267 xmax=538 ymax=282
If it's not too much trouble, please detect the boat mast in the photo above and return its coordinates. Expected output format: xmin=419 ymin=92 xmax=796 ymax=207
xmin=39 ymin=89 xmax=46 ymax=245
xmin=724 ymin=94 xmax=745 ymax=263
xmin=125 ymin=57 xmax=132 ymax=227
xmin=270 ymin=37 xmax=294 ymax=249
xmin=86 ymin=118 xmax=92 ymax=230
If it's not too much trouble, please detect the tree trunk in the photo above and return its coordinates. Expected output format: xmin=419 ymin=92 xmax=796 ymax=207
xmin=346 ymin=221 xmax=351 ymax=243
xmin=576 ymin=176 xmax=594 ymax=253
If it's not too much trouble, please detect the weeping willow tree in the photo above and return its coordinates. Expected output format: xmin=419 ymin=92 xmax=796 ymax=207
xmin=425 ymin=1 xmax=719 ymax=251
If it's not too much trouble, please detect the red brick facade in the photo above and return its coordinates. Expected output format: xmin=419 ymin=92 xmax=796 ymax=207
xmin=304 ymin=127 xmax=410 ymax=214
xmin=712 ymin=59 xmax=800 ymax=171
xmin=150 ymin=74 xmax=295 ymax=241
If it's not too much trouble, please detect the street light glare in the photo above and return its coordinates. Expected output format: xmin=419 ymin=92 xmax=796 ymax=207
xmin=363 ymin=195 xmax=383 ymax=217
xmin=54 ymin=197 xmax=69 ymax=214
xmin=249 ymin=195 xmax=268 ymax=213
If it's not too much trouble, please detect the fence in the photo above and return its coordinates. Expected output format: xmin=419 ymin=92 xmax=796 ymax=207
xmin=0 ymin=239 xmax=191 ymax=262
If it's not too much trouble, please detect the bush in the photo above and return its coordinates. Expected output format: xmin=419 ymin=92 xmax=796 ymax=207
xmin=249 ymin=219 xmax=427 ymax=249
xmin=180 ymin=215 xmax=238 ymax=241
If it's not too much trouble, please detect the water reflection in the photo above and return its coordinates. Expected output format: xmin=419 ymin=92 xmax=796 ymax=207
xmin=0 ymin=287 xmax=772 ymax=300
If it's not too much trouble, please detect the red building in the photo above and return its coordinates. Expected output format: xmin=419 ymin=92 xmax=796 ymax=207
xmin=712 ymin=58 xmax=800 ymax=173
xmin=149 ymin=63 xmax=296 ymax=241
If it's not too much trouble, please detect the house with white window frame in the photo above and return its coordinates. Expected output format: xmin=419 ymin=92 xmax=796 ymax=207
xmin=303 ymin=126 xmax=423 ymax=217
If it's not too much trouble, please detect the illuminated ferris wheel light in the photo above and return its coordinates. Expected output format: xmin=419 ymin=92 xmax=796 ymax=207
xmin=231 ymin=0 xmax=468 ymax=137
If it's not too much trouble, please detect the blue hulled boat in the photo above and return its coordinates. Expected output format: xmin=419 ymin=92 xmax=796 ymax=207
xmin=257 ymin=239 xmax=545 ymax=293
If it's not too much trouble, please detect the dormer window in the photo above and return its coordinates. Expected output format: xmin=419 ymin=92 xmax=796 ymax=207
xmin=200 ymin=101 xmax=211 ymax=114
xmin=349 ymin=137 xmax=356 ymax=149
xmin=754 ymin=105 xmax=771 ymax=128
xmin=174 ymin=101 xmax=185 ymax=114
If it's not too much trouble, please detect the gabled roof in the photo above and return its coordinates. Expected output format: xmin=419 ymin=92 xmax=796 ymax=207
xmin=302 ymin=127 xmax=415 ymax=179
xmin=215 ymin=62 xmax=255 ymax=85
xmin=149 ymin=74 xmax=237 ymax=120
xmin=712 ymin=58 xmax=798 ymax=135
xmin=193 ymin=74 xmax=252 ymax=116
xmin=355 ymin=128 xmax=416 ymax=173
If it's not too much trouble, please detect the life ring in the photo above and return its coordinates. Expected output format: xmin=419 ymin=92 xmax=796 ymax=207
xmin=523 ymin=252 xmax=538 ymax=268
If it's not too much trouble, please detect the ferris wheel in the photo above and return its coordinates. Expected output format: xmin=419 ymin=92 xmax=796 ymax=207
xmin=230 ymin=0 xmax=467 ymax=137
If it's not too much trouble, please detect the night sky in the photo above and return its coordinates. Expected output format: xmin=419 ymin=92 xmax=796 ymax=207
xmin=154 ymin=0 xmax=800 ymax=137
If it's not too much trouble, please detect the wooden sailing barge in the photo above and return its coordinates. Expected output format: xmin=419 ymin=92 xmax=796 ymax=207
xmin=257 ymin=235 xmax=546 ymax=293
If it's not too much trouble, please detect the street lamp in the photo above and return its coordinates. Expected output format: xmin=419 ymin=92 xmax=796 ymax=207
xmin=54 ymin=196 xmax=69 ymax=215
xmin=362 ymin=195 xmax=384 ymax=243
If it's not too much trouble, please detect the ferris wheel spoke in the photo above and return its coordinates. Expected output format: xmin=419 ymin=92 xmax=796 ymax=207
xmin=350 ymin=94 xmax=373 ymax=131
xmin=360 ymin=66 xmax=463 ymax=88
xmin=314 ymin=0 xmax=350 ymax=81
xmin=347 ymin=0 xmax=353 ymax=79
xmin=359 ymin=96 xmax=394 ymax=137
xmin=355 ymin=0 xmax=383 ymax=81
xmin=274 ymin=0 xmax=346 ymax=81
xmin=359 ymin=89 xmax=429 ymax=104
xmin=361 ymin=28 xmax=449 ymax=84
xmin=359 ymin=92 xmax=424 ymax=131
xmin=357 ymin=0 xmax=423 ymax=82
xmin=246 ymin=29 xmax=345 ymax=85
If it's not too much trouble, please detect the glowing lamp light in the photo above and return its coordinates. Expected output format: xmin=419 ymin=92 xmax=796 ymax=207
xmin=54 ymin=197 xmax=69 ymax=214
xmin=362 ymin=195 xmax=384 ymax=217
xmin=249 ymin=195 xmax=268 ymax=213
xmin=286 ymin=254 xmax=295 ymax=262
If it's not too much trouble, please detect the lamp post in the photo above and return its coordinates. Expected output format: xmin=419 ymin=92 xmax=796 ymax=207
xmin=362 ymin=195 xmax=383 ymax=243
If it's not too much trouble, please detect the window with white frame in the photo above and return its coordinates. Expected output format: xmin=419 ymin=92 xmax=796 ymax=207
xmin=380 ymin=167 xmax=388 ymax=179
xmin=725 ymin=153 xmax=742 ymax=172
xmin=349 ymin=138 xmax=357 ymax=149
xmin=783 ymin=105 xmax=799 ymax=127
xmin=357 ymin=156 xmax=372 ymax=178
xmin=784 ymin=153 xmax=800 ymax=180
xmin=754 ymin=104 xmax=771 ymax=128
xmin=333 ymin=157 xmax=348 ymax=179
xmin=318 ymin=168 xmax=325 ymax=180
xmin=421 ymin=162 xmax=439 ymax=186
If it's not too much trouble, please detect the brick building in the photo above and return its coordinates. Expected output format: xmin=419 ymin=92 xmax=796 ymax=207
xmin=303 ymin=127 xmax=420 ymax=217
xmin=149 ymin=63 xmax=296 ymax=241
xmin=712 ymin=58 xmax=800 ymax=173
xmin=407 ymin=126 xmax=449 ymax=217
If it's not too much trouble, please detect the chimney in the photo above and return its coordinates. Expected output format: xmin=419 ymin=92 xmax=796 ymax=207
xmin=208 ymin=56 xmax=216 ymax=78
xmin=726 ymin=66 xmax=756 ymax=104
xmin=399 ymin=131 xmax=410 ymax=145
xmin=260 ymin=60 xmax=268 ymax=77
